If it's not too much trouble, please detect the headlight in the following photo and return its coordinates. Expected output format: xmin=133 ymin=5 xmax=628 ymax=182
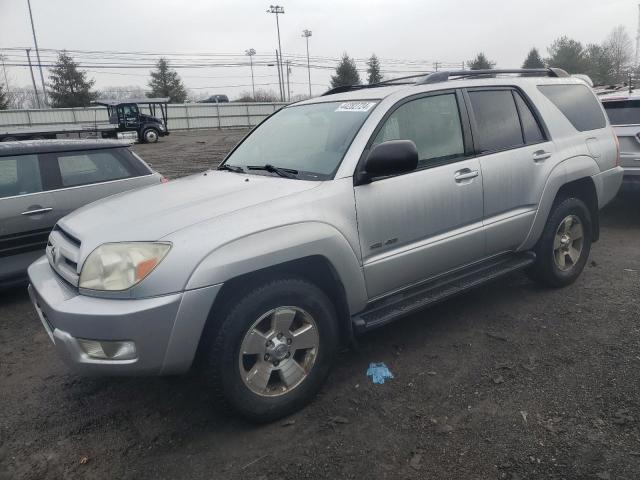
xmin=79 ymin=242 xmax=171 ymax=291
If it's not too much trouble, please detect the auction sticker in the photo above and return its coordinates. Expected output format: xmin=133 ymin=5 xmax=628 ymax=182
xmin=335 ymin=101 xmax=377 ymax=112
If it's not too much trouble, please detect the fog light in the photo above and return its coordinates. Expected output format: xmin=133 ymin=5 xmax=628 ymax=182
xmin=77 ymin=339 xmax=137 ymax=360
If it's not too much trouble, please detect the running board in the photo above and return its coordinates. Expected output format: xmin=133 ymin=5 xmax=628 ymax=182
xmin=352 ymin=252 xmax=536 ymax=334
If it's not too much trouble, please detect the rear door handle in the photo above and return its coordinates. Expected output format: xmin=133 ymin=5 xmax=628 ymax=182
xmin=532 ymin=150 xmax=552 ymax=162
xmin=454 ymin=169 xmax=479 ymax=182
xmin=21 ymin=207 xmax=53 ymax=216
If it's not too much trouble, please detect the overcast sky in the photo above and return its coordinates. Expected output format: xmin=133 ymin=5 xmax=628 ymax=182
xmin=0 ymin=0 xmax=637 ymax=100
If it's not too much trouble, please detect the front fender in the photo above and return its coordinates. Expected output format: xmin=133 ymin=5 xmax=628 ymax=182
xmin=520 ymin=155 xmax=599 ymax=250
xmin=185 ymin=222 xmax=368 ymax=314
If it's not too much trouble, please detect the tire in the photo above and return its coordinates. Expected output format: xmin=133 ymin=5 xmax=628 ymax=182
xmin=141 ymin=128 xmax=159 ymax=143
xmin=204 ymin=277 xmax=339 ymax=422
xmin=528 ymin=197 xmax=592 ymax=288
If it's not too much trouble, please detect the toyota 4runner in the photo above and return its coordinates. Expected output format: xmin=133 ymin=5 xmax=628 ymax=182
xmin=28 ymin=68 xmax=623 ymax=421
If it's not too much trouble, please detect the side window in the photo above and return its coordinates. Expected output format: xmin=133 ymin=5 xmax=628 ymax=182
xmin=513 ymin=92 xmax=545 ymax=144
xmin=56 ymin=150 xmax=134 ymax=188
xmin=0 ymin=155 xmax=43 ymax=199
xmin=468 ymin=90 xmax=523 ymax=153
xmin=372 ymin=93 xmax=465 ymax=167
xmin=537 ymin=84 xmax=606 ymax=132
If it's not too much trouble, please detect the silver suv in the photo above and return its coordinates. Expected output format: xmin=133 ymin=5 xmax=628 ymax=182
xmin=28 ymin=69 xmax=622 ymax=421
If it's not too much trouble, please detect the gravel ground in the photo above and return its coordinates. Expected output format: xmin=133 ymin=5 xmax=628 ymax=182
xmin=1 ymin=129 xmax=640 ymax=480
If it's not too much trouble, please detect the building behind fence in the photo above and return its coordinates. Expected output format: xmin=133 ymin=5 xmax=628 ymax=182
xmin=0 ymin=102 xmax=288 ymax=131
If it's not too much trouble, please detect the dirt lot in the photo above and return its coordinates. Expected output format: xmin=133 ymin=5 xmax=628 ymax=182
xmin=1 ymin=129 xmax=640 ymax=480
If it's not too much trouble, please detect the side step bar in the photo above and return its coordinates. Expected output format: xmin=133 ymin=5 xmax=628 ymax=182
xmin=352 ymin=252 xmax=536 ymax=334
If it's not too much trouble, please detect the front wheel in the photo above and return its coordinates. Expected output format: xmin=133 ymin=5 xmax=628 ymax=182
xmin=141 ymin=128 xmax=159 ymax=143
xmin=528 ymin=197 xmax=592 ymax=288
xmin=205 ymin=277 xmax=339 ymax=422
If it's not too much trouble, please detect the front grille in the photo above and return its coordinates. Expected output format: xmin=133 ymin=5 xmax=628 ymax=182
xmin=47 ymin=225 xmax=82 ymax=287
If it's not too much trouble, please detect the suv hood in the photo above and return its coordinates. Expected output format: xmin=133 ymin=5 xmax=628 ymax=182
xmin=59 ymin=171 xmax=320 ymax=244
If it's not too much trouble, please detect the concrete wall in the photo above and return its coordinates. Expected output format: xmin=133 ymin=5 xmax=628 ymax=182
xmin=0 ymin=102 xmax=288 ymax=131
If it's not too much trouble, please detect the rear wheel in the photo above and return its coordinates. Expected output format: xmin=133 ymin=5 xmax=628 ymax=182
xmin=528 ymin=197 xmax=592 ymax=287
xmin=204 ymin=277 xmax=338 ymax=422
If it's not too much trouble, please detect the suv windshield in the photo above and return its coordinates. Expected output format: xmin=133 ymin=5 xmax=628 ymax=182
xmin=603 ymin=99 xmax=640 ymax=125
xmin=223 ymin=100 xmax=378 ymax=179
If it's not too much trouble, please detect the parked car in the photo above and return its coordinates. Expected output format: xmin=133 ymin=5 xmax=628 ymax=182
xmin=600 ymin=91 xmax=640 ymax=192
xmin=1 ymin=140 xmax=164 ymax=286
xmin=197 ymin=95 xmax=229 ymax=104
xmin=28 ymin=69 xmax=622 ymax=422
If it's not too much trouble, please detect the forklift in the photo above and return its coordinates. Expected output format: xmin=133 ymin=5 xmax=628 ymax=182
xmin=94 ymin=97 xmax=170 ymax=143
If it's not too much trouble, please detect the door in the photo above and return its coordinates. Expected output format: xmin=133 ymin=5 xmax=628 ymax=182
xmin=465 ymin=88 xmax=555 ymax=255
xmin=0 ymin=154 xmax=56 ymax=279
xmin=355 ymin=91 xmax=485 ymax=299
xmin=117 ymin=104 xmax=140 ymax=129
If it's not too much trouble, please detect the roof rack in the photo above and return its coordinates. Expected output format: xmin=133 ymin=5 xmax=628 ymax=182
xmin=321 ymin=68 xmax=570 ymax=96
xmin=415 ymin=68 xmax=569 ymax=85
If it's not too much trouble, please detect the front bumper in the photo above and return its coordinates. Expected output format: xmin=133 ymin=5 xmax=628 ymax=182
xmin=27 ymin=256 xmax=221 ymax=376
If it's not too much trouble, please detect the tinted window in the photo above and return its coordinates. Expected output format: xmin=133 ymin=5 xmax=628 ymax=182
xmin=514 ymin=92 xmax=545 ymax=144
xmin=538 ymin=84 xmax=606 ymax=131
xmin=0 ymin=155 xmax=42 ymax=199
xmin=603 ymin=100 xmax=640 ymax=125
xmin=468 ymin=90 xmax=523 ymax=152
xmin=373 ymin=94 xmax=464 ymax=166
xmin=56 ymin=150 xmax=133 ymax=187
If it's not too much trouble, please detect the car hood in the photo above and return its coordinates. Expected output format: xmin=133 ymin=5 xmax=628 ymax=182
xmin=58 ymin=171 xmax=320 ymax=244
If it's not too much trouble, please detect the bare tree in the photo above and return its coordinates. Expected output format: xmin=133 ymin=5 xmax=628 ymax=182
xmin=235 ymin=89 xmax=280 ymax=102
xmin=97 ymin=85 xmax=147 ymax=102
xmin=604 ymin=25 xmax=633 ymax=82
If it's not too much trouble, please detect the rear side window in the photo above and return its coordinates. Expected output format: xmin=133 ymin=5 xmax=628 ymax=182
xmin=0 ymin=155 xmax=42 ymax=199
xmin=603 ymin=100 xmax=640 ymax=125
xmin=55 ymin=150 xmax=134 ymax=188
xmin=372 ymin=93 xmax=465 ymax=167
xmin=538 ymin=84 xmax=606 ymax=131
xmin=514 ymin=92 xmax=545 ymax=144
xmin=468 ymin=90 xmax=523 ymax=153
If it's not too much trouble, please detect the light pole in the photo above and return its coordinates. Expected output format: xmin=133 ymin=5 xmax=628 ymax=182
xmin=267 ymin=5 xmax=285 ymax=102
xmin=302 ymin=29 xmax=312 ymax=97
xmin=245 ymin=48 xmax=256 ymax=99
xmin=27 ymin=0 xmax=48 ymax=107
xmin=25 ymin=48 xmax=41 ymax=108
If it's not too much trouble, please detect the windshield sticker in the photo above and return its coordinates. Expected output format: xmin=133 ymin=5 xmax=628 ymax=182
xmin=335 ymin=101 xmax=377 ymax=112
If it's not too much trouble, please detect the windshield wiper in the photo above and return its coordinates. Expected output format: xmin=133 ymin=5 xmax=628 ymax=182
xmin=247 ymin=164 xmax=299 ymax=179
xmin=218 ymin=164 xmax=245 ymax=173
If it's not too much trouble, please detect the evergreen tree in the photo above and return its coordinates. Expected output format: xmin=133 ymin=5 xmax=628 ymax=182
xmin=147 ymin=58 xmax=187 ymax=103
xmin=522 ymin=48 xmax=545 ymax=69
xmin=330 ymin=53 xmax=361 ymax=88
xmin=584 ymin=44 xmax=615 ymax=86
xmin=366 ymin=54 xmax=383 ymax=84
xmin=467 ymin=52 xmax=495 ymax=70
xmin=0 ymin=83 xmax=8 ymax=110
xmin=545 ymin=36 xmax=587 ymax=74
xmin=47 ymin=52 xmax=97 ymax=108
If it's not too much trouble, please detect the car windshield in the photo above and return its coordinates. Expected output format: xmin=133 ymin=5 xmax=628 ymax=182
xmin=223 ymin=100 xmax=378 ymax=179
xmin=603 ymin=99 xmax=640 ymax=125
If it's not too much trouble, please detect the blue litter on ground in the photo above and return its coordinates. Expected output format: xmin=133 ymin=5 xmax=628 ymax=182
xmin=367 ymin=362 xmax=394 ymax=384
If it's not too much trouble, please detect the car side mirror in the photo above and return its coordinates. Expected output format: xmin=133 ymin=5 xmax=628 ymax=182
xmin=363 ymin=140 xmax=419 ymax=180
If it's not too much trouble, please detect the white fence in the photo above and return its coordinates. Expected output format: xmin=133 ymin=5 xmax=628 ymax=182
xmin=0 ymin=102 xmax=288 ymax=131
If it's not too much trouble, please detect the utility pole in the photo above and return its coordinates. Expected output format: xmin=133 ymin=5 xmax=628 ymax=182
xmin=635 ymin=3 xmax=640 ymax=68
xmin=275 ymin=50 xmax=284 ymax=102
xmin=25 ymin=48 xmax=42 ymax=108
xmin=302 ymin=29 xmax=312 ymax=97
xmin=245 ymin=48 xmax=256 ymax=99
xmin=267 ymin=5 xmax=285 ymax=102
xmin=286 ymin=60 xmax=291 ymax=101
xmin=27 ymin=0 xmax=48 ymax=107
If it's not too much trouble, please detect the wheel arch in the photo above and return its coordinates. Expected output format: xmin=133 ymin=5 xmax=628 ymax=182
xmin=521 ymin=155 xmax=601 ymax=249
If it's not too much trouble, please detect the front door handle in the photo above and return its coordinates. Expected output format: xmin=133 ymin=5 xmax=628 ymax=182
xmin=532 ymin=150 xmax=552 ymax=162
xmin=21 ymin=207 xmax=53 ymax=216
xmin=454 ymin=169 xmax=479 ymax=182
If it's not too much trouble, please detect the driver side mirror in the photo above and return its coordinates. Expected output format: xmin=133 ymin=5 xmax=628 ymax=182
xmin=361 ymin=140 xmax=418 ymax=182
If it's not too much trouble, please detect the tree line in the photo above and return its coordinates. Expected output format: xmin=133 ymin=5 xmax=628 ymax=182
xmin=0 ymin=25 xmax=636 ymax=110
